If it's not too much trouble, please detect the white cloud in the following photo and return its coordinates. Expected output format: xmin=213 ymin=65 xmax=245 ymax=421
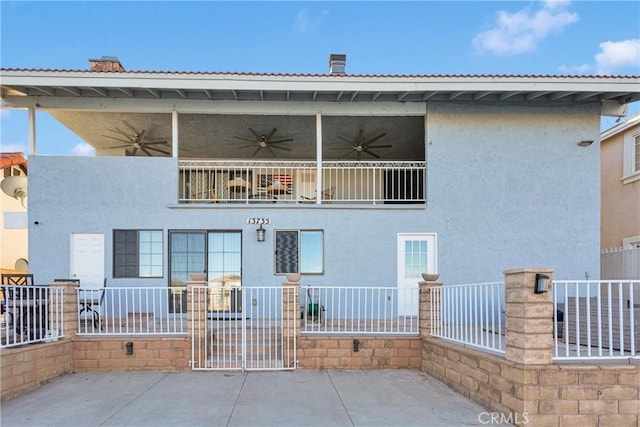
xmin=0 ymin=143 xmax=27 ymax=154
xmin=473 ymin=1 xmax=578 ymax=55
xmin=293 ymin=9 xmax=329 ymax=33
xmin=558 ymin=63 xmax=591 ymax=74
xmin=595 ymin=39 xmax=640 ymax=75
xmin=70 ymin=142 xmax=95 ymax=156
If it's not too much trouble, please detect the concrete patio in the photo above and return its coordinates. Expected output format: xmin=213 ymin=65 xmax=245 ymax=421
xmin=1 ymin=370 xmax=488 ymax=427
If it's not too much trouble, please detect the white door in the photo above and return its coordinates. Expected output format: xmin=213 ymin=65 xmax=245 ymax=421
xmin=397 ymin=233 xmax=437 ymax=315
xmin=70 ymin=233 xmax=104 ymax=289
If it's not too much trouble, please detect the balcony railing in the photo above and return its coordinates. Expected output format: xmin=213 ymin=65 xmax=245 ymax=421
xmin=179 ymin=160 xmax=425 ymax=205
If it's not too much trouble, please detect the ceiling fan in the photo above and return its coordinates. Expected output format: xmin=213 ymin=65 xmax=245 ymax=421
xmin=332 ymin=129 xmax=391 ymax=160
xmin=233 ymin=128 xmax=293 ymax=157
xmin=102 ymin=127 xmax=170 ymax=157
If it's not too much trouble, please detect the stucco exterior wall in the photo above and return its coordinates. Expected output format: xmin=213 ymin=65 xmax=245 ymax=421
xmin=601 ymin=125 xmax=640 ymax=249
xmin=28 ymin=102 xmax=601 ymax=286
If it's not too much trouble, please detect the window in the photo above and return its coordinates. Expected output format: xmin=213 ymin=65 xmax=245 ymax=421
xmin=635 ymin=134 xmax=640 ymax=173
xmin=622 ymin=131 xmax=640 ymax=184
xmin=275 ymin=230 xmax=323 ymax=274
xmin=114 ymin=230 xmax=163 ymax=278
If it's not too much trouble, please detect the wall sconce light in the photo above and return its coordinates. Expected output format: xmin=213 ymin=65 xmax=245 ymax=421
xmin=353 ymin=339 xmax=360 ymax=352
xmin=256 ymin=225 xmax=266 ymax=242
xmin=534 ymin=274 xmax=550 ymax=294
xmin=126 ymin=341 xmax=134 ymax=355
xmin=577 ymin=140 xmax=594 ymax=147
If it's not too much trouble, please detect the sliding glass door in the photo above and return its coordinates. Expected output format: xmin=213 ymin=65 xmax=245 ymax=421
xmin=169 ymin=231 xmax=242 ymax=313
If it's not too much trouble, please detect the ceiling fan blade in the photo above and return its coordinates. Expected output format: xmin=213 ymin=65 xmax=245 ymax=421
xmin=363 ymin=148 xmax=381 ymax=159
xmin=269 ymin=138 xmax=294 ymax=144
xmin=235 ymin=144 xmax=258 ymax=149
xmin=248 ymin=128 xmax=260 ymax=139
xmin=145 ymin=146 xmax=170 ymax=155
xmin=266 ymin=128 xmax=278 ymax=140
xmin=103 ymin=134 xmax=132 ymax=144
xmin=358 ymin=129 xmax=363 ymax=144
xmin=366 ymin=132 xmax=387 ymax=145
xmin=141 ymin=140 xmax=169 ymax=145
xmin=270 ymin=145 xmax=292 ymax=152
xmin=140 ymin=146 xmax=153 ymax=156
xmin=328 ymin=147 xmax=353 ymax=151
xmin=251 ymin=147 xmax=261 ymax=157
xmin=233 ymin=136 xmax=257 ymax=143
xmin=339 ymin=150 xmax=355 ymax=160
xmin=131 ymin=147 xmax=139 ymax=156
xmin=367 ymin=144 xmax=393 ymax=149
xmin=356 ymin=151 xmax=362 ymax=161
xmin=337 ymin=135 xmax=353 ymax=144
xmin=113 ymin=127 xmax=132 ymax=138
xmin=137 ymin=129 xmax=147 ymax=142
xmin=267 ymin=147 xmax=276 ymax=157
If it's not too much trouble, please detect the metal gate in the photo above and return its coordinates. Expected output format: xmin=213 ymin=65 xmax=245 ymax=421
xmin=190 ymin=286 xmax=297 ymax=371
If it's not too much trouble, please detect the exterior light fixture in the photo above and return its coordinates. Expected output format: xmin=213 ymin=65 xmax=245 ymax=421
xmin=534 ymin=273 xmax=550 ymax=294
xmin=256 ymin=225 xmax=266 ymax=242
xmin=126 ymin=341 xmax=134 ymax=355
xmin=578 ymin=140 xmax=594 ymax=147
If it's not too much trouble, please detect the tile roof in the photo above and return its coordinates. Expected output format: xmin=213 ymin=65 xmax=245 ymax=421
xmin=0 ymin=67 xmax=637 ymax=79
xmin=0 ymin=152 xmax=28 ymax=171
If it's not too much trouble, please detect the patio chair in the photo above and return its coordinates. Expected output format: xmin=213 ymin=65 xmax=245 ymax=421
xmin=0 ymin=273 xmax=38 ymax=334
xmin=299 ymin=186 xmax=335 ymax=204
xmin=78 ymin=278 xmax=106 ymax=330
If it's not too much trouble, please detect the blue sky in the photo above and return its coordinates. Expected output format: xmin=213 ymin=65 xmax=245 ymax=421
xmin=1 ymin=0 xmax=639 ymax=155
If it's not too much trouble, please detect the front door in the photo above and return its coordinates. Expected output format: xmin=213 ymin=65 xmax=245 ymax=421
xmin=397 ymin=233 xmax=437 ymax=315
xmin=70 ymin=233 xmax=104 ymax=288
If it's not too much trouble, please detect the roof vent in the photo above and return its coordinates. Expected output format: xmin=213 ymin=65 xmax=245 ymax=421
xmin=89 ymin=56 xmax=125 ymax=72
xmin=329 ymin=54 xmax=346 ymax=75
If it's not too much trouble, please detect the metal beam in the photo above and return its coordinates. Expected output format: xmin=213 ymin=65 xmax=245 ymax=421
xmin=29 ymin=86 xmax=54 ymax=96
xmin=498 ymin=91 xmax=520 ymax=100
xmin=57 ymin=86 xmax=82 ymax=96
xmin=88 ymin=87 xmax=108 ymax=97
xmin=117 ymin=87 xmax=133 ymax=97
xmin=525 ymin=92 xmax=550 ymax=101
xmin=473 ymin=91 xmax=493 ymax=100
xmin=146 ymin=88 xmax=160 ymax=98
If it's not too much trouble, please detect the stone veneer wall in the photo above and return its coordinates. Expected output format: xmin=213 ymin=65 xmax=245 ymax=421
xmin=72 ymin=337 xmax=191 ymax=372
xmin=297 ymin=336 xmax=422 ymax=369
xmin=422 ymin=338 xmax=639 ymax=427
xmin=1 ymin=339 xmax=73 ymax=400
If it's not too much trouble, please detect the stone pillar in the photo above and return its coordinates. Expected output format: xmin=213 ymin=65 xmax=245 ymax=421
xmin=51 ymin=281 xmax=79 ymax=340
xmin=419 ymin=280 xmax=442 ymax=339
xmin=186 ymin=280 xmax=208 ymax=366
xmin=503 ymin=268 xmax=554 ymax=365
xmin=282 ymin=280 xmax=300 ymax=368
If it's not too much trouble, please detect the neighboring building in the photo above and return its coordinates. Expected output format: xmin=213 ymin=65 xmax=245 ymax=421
xmin=0 ymin=56 xmax=638 ymax=299
xmin=600 ymin=113 xmax=640 ymax=250
xmin=600 ymin=113 xmax=640 ymax=280
xmin=0 ymin=152 xmax=28 ymax=272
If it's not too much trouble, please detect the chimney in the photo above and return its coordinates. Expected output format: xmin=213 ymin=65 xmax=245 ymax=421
xmin=89 ymin=56 xmax=125 ymax=72
xmin=329 ymin=54 xmax=346 ymax=75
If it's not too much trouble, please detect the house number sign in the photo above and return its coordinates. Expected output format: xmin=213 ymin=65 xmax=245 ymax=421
xmin=246 ymin=217 xmax=271 ymax=225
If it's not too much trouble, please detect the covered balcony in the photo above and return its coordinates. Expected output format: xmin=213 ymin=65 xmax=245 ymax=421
xmin=179 ymin=160 xmax=425 ymax=205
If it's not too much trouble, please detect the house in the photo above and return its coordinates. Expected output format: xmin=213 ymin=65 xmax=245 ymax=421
xmin=0 ymin=152 xmax=28 ymax=272
xmin=600 ymin=113 xmax=640 ymax=280
xmin=600 ymin=113 xmax=640 ymax=250
xmin=0 ymin=55 xmax=638 ymax=299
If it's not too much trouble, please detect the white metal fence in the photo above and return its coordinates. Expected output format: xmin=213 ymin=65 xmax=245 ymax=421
xmin=430 ymin=282 xmax=505 ymax=354
xmin=190 ymin=286 xmax=297 ymax=371
xmin=301 ymin=286 xmax=420 ymax=335
xmin=601 ymin=247 xmax=640 ymax=280
xmin=1 ymin=285 xmax=64 ymax=348
xmin=179 ymin=160 xmax=425 ymax=204
xmin=553 ymin=280 xmax=638 ymax=360
xmin=77 ymin=287 xmax=187 ymax=335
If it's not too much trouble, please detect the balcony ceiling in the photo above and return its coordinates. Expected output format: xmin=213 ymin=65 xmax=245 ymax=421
xmin=46 ymin=111 xmax=426 ymax=160
xmin=2 ymin=70 xmax=638 ymax=159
